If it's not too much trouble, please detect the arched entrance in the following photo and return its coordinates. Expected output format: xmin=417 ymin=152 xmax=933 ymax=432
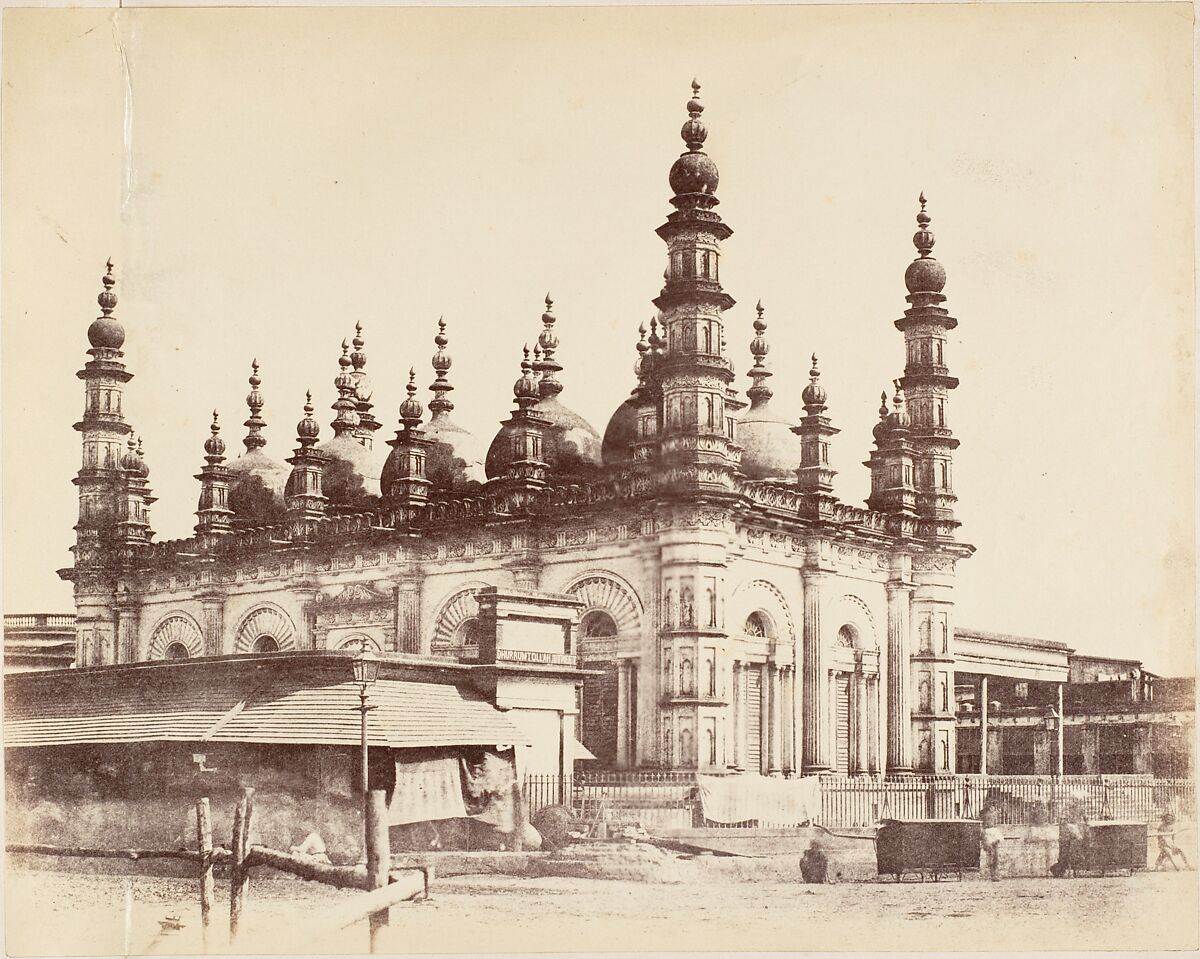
xmin=578 ymin=610 xmax=619 ymax=767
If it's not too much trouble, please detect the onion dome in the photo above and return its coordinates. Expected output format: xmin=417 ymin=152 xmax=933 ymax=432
xmin=350 ymin=322 xmax=373 ymax=402
xmin=134 ymin=437 xmax=149 ymax=477
xmin=669 ymin=80 xmax=719 ymax=197
xmin=121 ymin=433 xmax=142 ymax=472
xmin=203 ymin=411 xmax=226 ymax=462
xmin=801 ymin=354 xmax=827 ymax=413
xmin=601 ymin=321 xmax=651 ymax=466
xmin=399 ymin=368 xmax=424 ymax=426
xmin=228 ymin=359 xmax=289 ymax=509
xmin=872 ymin=391 xmax=890 ymax=442
xmin=295 ymin=391 xmax=320 ymax=444
xmin=885 ymin=380 xmax=911 ymax=430
xmin=424 ymin=318 xmax=485 ymax=489
xmin=514 ymin=345 xmax=540 ymax=404
xmin=737 ymin=302 xmax=801 ymax=481
xmin=486 ymin=296 xmax=601 ymax=479
xmin=88 ymin=259 xmax=125 ymax=350
xmin=904 ymin=192 xmax=947 ymax=295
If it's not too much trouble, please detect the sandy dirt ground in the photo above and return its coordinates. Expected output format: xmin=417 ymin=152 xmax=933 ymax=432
xmin=6 ymin=862 xmax=1198 ymax=955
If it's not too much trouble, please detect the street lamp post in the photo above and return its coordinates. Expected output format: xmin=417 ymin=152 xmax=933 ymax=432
xmin=351 ymin=638 xmax=380 ymax=819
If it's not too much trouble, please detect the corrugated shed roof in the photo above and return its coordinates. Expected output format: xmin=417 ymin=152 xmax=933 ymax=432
xmin=4 ymin=670 xmax=527 ymax=750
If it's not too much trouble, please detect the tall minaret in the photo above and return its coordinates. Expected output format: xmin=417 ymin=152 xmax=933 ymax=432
xmin=650 ymin=81 xmax=740 ymax=491
xmin=793 ymin=354 xmax=839 ymax=494
xmin=71 ymin=260 xmax=135 ymax=569
xmin=349 ymin=322 xmax=382 ymax=446
xmin=286 ymin=392 xmax=329 ymax=522
xmin=195 ymin=411 xmax=234 ymax=535
xmin=895 ymin=194 xmax=960 ymax=539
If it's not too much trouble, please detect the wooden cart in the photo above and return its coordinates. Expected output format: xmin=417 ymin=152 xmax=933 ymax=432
xmin=876 ymin=818 xmax=983 ymax=882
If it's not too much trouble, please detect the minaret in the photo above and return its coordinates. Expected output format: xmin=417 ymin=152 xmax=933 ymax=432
xmin=350 ymin=322 xmax=382 ymax=446
xmin=650 ymin=81 xmax=740 ymax=490
xmin=793 ymin=354 xmax=839 ymax=493
xmin=382 ymin=370 xmax=433 ymax=507
xmin=71 ymin=260 xmax=135 ymax=570
xmin=895 ymin=194 xmax=960 ymax=539
xmin=330 ymin=340 xmax=360 ymax=439
xmin=195 ymin=411 xmax=234 ymax=535
xmin=117 ymin=433 xmax=155 ymax=552
xmin=745 ymin=301 xmax=772 ymax=408
xmin=631 ymin=318 xmax=662 ymax=466
xmin=285 ymin=392 xmax=329 ymax=521
xmin=864 ymin=382 xmax=918 ymax=530
xmin=502 ymin=347 xmax=551 ymax=488
xmin=243 ymin=359 xmax=267 ymax=453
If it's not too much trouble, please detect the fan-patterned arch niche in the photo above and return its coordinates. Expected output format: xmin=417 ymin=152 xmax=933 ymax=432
xmin=234 ymin=606 xmax=297 ymax=653
xmin=431 ymin=588 xmax=486 ymax=651
xmin=567 ymin=575 xmax=641 ymax=641
xmin=149 ymin=614 xmax=204 ymax=660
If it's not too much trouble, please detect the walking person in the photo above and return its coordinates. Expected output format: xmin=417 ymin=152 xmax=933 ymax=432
xmin=1050 ymin=818 xmax=1084 ymax=878
xmin=981 ymin=800 xmax=1003 ymax=881
xmin=1154 ymin=811 xmax=1191 ymax=871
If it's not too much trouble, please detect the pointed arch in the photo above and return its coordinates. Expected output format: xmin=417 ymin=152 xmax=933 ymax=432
xmin=233 ymin=604 xmax=297 ymax=653
xmin=148 ymin=612 xmax=204 ymax=660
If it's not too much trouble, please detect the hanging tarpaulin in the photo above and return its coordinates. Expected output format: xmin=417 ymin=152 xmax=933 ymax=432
xmin=462 ymin=750 xmax=518 ymax=831
xmin=697 ymin=774 xmax=821 ymax=826
xmin=389 ymin=753 xmax=469 ymax=825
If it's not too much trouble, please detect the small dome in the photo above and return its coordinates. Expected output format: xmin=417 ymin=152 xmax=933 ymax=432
xmin=121 ymin=436 xmax=141 ymax=472
xmin=738 ymin=404 xmax=801 ymax=481
xmin=670 ymin=152 xmax=719 ymax=197
xmin=228 ymin=449 xmax=289 ymax=495
xmin=905 ymin=257 xmax=947 ymax=295
xmin=601 ymin=395 xmax=639 ymax=466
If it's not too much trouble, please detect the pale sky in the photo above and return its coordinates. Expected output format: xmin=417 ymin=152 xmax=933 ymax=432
xmin=2 ymin=5 xmax=1194 ymax=674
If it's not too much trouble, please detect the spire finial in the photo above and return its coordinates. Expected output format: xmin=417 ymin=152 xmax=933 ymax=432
xmin=398 ymin=366 xmax=424 ymax=429
xmin=204 ymin=410 xmax=226 ymax=463
xmin=429 ymin=315 xmax=455 ymax=415
xmin=801 ymin=353 xmax=827 ymax=415
xmin=535 ymin=295 xmax=563 ymax=399
xmin=681 ymin=80 xmax=708 ymax=154
xmin=297 ymin=391 xmax=320 ymax=447
xmin=514 ymin=344 xmax=540 ymax=408
xmin=350 ymin=323 xmax=367 ymax=371
xmin=243 ymin=358 xmax=267 ymax=452
xmin=879 ymin=391 xmax=890 ymax=418
xmin=98 ymin=260 xmax=117 ymax=316
xmin=331 ymin=338 xmax=359 ymax=435
xmin=746 ymin=301 xmax=773 ymax=406
xmin=913 ymin=193 xmax=934 ymax=255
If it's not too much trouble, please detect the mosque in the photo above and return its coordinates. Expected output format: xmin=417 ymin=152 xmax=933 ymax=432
xmin=57 ymin=82 xmax=977 ymax=777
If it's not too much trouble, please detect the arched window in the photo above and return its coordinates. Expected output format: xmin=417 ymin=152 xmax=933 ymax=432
xmin=837 ymin=624 xmax=858 ymax=648
xmin=580 ymin=610 xmax=617 ymax=638
xmin=680 ymin=658 xmax=694 ymax=696
xmin=706 ymin=726 xmax=717 ymax=766
xmin=743 ymin=613 xmax=768 ymax=638
xmin=164 ymin=642 xmax=190 ymax=660
xmin=706 ymin=654 xmax=717 ymax=697
xmin=252 ymin=635 xmax=279 ymax=653
xmin=453 ymin=618 xmax=485 ymax=647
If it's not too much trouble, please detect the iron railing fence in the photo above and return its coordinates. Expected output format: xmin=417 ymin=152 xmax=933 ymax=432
xmin=523 ymin=773 xmax=1196 ymax=829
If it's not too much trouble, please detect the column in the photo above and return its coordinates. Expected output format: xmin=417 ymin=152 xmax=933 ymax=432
xmin=867 ymin=676 xmax=880 ymax=774
xmin=731 ymin=662 xmax=744 ymax=770
xmin=616 ymin=661 xmax=631 ymax=769
xmin=396 ymin=577 xmax=422 ymax=654
xmin=759 ymin=662 xmax=770 ymax=775
xmin=855 ymin=671 xmax=869 ymax=775
xmin=1056 ymin=683 xmax=1065 ymax=777
xmin=979 ymin=675 xmax=989 ymax=775
xmin=886 ymin=583 xmax=913 ymax=774
xmin=768 ymin=663 xmax=782 ymax=775
xmin=782 ymin=666 xmax=796 ymax=776
xmin=198 ymin=591 xmax=225 ymax=657
xmin=115 ymin=598 xmax=140 ymax=664
xmin=802 ymin=574 xmax=830 ymax=773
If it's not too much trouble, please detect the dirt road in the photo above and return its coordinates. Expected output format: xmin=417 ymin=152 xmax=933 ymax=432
xmin=6 ymin=863 xmax=1197 ymax=955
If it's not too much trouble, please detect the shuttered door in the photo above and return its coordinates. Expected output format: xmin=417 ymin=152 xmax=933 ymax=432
xmin=745 ymin=668 xmax=762 ymax=773
xmin=835 ymin=674 xmax=852 ymax=774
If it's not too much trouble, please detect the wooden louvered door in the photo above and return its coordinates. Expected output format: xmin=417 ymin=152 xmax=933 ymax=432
xmin=745 ymin=667 xmax=762 ymax=774
xmin=835 ymin=674 xmax=852 ymax=775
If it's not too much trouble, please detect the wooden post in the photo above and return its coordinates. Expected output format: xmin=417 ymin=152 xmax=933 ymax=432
xmin=196 ymin=798 xmax=214 ymax=948
xmin=510 ymin=780 xmax=525 ymax=853
xmin=229 ymin=787 xmax=255 ymax=942
xmin=365 ymin=789 xmax=390 ymax=953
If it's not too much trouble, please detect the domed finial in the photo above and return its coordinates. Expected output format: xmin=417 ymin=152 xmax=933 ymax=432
xmin=872 ymin=389 xmax=891 ymax=442
xmin=121 ymin=433 xmax=141 ymax=472
xmin=88 ymin=258 xmax=125 ymax=349
xmin=879 ymin=391 xmax=889 ymax=418
xmin=746 ymin=301 xmax=772 ymax=406
xmin=244 ymin=358 xmax=267 ymax=452
xmin=331 ymin=339 xmax=360 ymax=435
xmin=681 ymin=80 xmax=708 ymax=153
xmin=204 ymin=410 xmax=226 ymax=463
xmin=297 ymin=391 xmax=320 ymax=446
xmin=801 ymin=353 xmax=827 ymax=415
xmin=99 ymin=260 xmax=117 ymax=315
xmin=535 ymin=295 xmax=563 ymax=399
xmin=350 ymin=322 xmax=367 ymax=371
xmin=399 ymin=366 xmax=424 ymax=429
xmin=429 ymin=316 xmax=455 ymax=416
xmin=514 ymin=344 xmax=540 ymax=407
xmin=904 ymin=192 xmax=947 ymax=295
xmin=887 ymin=379 xmax=911 ymax=430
